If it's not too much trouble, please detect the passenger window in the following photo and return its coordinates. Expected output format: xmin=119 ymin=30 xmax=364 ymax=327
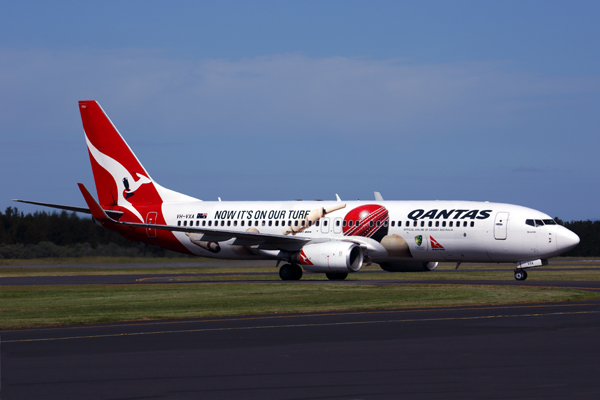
xmin=233 ymin=221 xmax=237 ymax=226
xmin=324 ymin=220 xmax=328 ymax=226
xmin=336 ymin=220 xmax=340 ymax=227
xmin=262 ymin=221 xmax=266 ymax=226
xmin=526 ymin=219 xmax=535 ymax=227
xmin=449 ymin=221 xmax=453 ymax=227
xmin=463 ymin=221 xmax=467 ymax=227
xmin=316 ymin=221 xmax=320 ymax=227
xmin=384 ymin=221 xmax=388 ymax=227
xmin=349 ymin=220 xmax=353 ymax=227
xmin=227 ymin=221 xmax=231 ymax=226
xmin=535 ymin=220 xmax=544 ymax=227
xmin=177 ymin=221 xmax=181 ymax=226
xmin=202 ymin=221 xmax=206 ymax=226
xmin=269 ymin=221 xmax=272 ymax=226
xmin=391 ymin=221 xmax=395 ymax=227
xmin=369 ymin=221 xmax=374 ymax=227
xmin=442 ymin=221 xmax=446 ymax=227
xmin=294 ymin=221 xmax=299 ymax=227
xmin=308 ymin=221 xmax=312 ymax=227
xmin=275 ymin=220 xmax=279 ymax=226
xmin=208 ymin=221 xmax=212 ymax=226
xmin=342 ymin=220 xmax=346 ymax=227
xmin=376 ymin=221 xmax=380 ymax=227
xmin=470 ymin=221 xmax=474 ymax=227
xmin=435 ymin=221 xmax=439 ymax=227
xmin=183 ymin=221 xmax=187 ymax=226
xmin=428 ymin=221 xmax=432 ymax=227
xmin=420 ymin=221 xmax=424 ymax=227
xmin=240 ymin=221 xmax=244 ymax=227
xmin=301 ymin=221 xmax=305 ymax=227
xmin=398 ymin=221 xmax=402 ymax=227
xmin=255 ymin=221 xmax=259 ymax=227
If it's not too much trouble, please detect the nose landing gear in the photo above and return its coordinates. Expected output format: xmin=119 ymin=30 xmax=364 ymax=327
xmin=514 ymin=269 xmax=528 ymax=281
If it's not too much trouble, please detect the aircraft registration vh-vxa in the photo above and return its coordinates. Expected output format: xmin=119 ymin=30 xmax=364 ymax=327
xmin=15 ymin=101 xmax=580 ymax=281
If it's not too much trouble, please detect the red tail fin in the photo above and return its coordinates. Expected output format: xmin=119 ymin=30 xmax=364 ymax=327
xmin=79 ymin=101 xmax=163 ymax=221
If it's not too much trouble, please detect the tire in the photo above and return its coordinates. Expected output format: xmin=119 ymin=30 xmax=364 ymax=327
xmin=280 ymin=264 xmax=303 ymax=281
xmin=279 ymin=264 xmax=294 ymax=280
xmin=326 ymin=272 xmax=348 ymax=281
xmin=514 ymin=270 xmax=527 ymax=281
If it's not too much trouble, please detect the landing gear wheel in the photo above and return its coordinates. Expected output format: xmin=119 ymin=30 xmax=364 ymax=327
xmin=326 ymin=272 xmax=348 ymax=281
xmin=514 ymin=270 xmax=528 ymax=281
xmin=279 ymin=264 xmax=303 ymax=281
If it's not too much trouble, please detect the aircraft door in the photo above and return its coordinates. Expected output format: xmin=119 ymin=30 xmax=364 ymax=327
xmin=333 ymin=217 xmax=342 ymax=234
xmin=494 ymin=212 xmax=509 ymax=240
xmin=321 ymin=218 xmax=330 ymax=234
xmin=146 ymin=212 xmax=157 ymax=237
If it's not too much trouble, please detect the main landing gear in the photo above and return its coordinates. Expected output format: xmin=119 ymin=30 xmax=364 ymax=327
xmin=326 ymin=272 xmax=348 ymax=281
xmin=279 ymin=264 xmax=303 ymax=281
xmin=514 ymin=269 xmax=528 ymax=281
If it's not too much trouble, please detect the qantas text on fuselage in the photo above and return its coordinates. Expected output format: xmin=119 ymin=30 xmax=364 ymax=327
xmin=13 ymin=101 xmax=580 ymax=281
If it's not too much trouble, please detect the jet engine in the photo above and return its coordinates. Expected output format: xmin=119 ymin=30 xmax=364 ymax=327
xmin=378 ymin=261 xmax=438 ymax=272
xmin=293 ymin=241 xmax=364 ymax=273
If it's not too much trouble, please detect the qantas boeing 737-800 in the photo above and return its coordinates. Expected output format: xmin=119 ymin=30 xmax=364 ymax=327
xmin=14 ymin=101 xmax=580 ymax=281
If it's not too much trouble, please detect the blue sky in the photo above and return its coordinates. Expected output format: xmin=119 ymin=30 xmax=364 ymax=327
xmin=1 ymin=0 xmax=599 ymax=220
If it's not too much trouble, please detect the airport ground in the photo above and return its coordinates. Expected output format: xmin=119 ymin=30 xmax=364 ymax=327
xmin=2 ymin=259 xmax=600 ymax=399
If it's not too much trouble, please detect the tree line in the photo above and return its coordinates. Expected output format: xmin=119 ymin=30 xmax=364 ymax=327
xmin=0 ymin=207 xmax=597 ymax=259
xmin=0 ymin=207 xmax=189 ymax=259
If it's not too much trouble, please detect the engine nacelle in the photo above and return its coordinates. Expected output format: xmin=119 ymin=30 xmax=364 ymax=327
xmin=293 ymin=241 xmax=364 ymax=273
xmin=378 ymin=261 xmax=438 ymax=272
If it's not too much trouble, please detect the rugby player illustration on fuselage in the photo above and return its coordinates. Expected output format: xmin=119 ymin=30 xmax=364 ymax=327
xmin=14 ymin=101 xmax=580 ymax=281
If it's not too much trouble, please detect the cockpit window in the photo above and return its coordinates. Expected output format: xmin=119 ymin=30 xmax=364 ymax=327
xmin=526 ymin=219 xmax=535 ymax=227
xmin=535 ymin=219 xmax=544 ymax=227
xmin=543 ymin=219 xmax=557 ymax=225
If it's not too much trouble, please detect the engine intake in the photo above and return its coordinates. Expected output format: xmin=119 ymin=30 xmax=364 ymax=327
xmin=293 ymin=241 xmax=364 ymax=273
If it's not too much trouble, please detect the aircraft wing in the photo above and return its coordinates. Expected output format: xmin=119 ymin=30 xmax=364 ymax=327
xmin=77 ymin=184 xmax=312 ymax=251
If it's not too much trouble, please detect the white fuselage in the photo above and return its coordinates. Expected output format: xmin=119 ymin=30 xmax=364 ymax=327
xmin=159 ymin=200 xmax=578 ymax=264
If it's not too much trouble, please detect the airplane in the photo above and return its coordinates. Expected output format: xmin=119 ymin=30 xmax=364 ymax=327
xmin=14 ymin=100 xmax=580 ymax=281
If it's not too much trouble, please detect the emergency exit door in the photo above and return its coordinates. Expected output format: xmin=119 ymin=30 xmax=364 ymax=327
xmin=146 ymin=212 xmax=157 ymax=237
xmin=494 ymin=212 xmax=509 ymax=240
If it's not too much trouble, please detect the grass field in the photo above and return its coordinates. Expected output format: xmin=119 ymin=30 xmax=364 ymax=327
xmin=2 ymin=283 xmax=599 ymax=329
xmin=2 ymin=257 xmax=600 ymax=330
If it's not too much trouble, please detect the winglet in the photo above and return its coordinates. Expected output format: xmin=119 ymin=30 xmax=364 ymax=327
xmin=335 ymin=194 xmax=342 ymax=202
xmin=374 ymin=191 xmax=384 ymax=201
xmin=77 ymin=183 xmax=115 ymax=223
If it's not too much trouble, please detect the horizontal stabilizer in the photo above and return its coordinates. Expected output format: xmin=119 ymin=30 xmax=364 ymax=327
xmin=12 ymin=198 xmax=123 ymax=220
xmin=78 ymin=183 xmax=115 ymax=223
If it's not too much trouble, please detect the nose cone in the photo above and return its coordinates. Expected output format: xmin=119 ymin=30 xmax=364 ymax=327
xmin=557 ymin=226 xmax=580 ymax=253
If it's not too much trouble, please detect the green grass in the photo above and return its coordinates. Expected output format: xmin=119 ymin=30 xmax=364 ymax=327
xmin=0 ymin=266 xmax=274 ymax=277
xmin=2 ymin=261 xmax=600 ymax=281
xmin=2 ymin=283 xmax=598 ymax=329
xmin=0 ymin=256 xmax=207 ymax=266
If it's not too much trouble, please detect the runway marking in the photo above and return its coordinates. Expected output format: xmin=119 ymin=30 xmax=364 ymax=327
xmin=4 ymin=309 xmax=598 ymax=344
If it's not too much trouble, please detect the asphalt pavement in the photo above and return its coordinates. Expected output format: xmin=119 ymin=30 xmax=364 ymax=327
xmin=2 ymin=300 xmax=600 ymax=399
